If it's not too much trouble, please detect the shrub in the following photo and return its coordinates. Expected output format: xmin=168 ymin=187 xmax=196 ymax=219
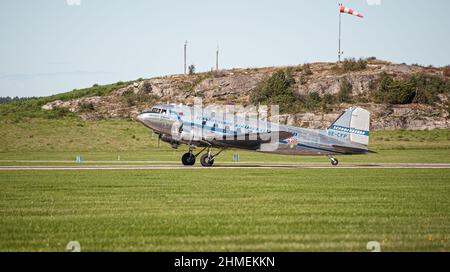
xmin=342 ymin=58 xmax=367 ymax=72
xmin=45 ymin=107 xmax=73 ymax=119
xmin=250 ymin=69 xmax=296 ymax=113
xmin=79 ymin=102 xmax=95 ymax=112
xmin=371 ymin=73 xmax=414 ymax=104
xmin=304 ymin=92 xmax=321 ymax=110
xmin=302 ymin=64 xmax=313 ymax=76
xmin=409 ymin=73 xmax=450 ymax=104
xmin=371 ymin=72 xmax=449 ymax=105
xmin=337 ymin=77 xmax=353 ymax=103
xmin=443 ymin=66 xmax=450 ymax=77
xmin=123 ymin=92 xmax=159 ymax=107
xmin=140 ymin=81 xmax=153 ymax=93
xmin=321 ymin=94 xmax=335 ymax=112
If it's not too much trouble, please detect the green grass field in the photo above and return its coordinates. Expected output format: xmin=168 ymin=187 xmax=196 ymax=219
xmin=0 ymin=169 xmax=449 ymax=251
xmin=0 ymin=118 xmax=449 ymax=251
xmin=1 ymin=118 xmax=449 ymax=166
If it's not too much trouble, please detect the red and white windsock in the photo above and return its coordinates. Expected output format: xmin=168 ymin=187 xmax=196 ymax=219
xmin=340 ymin=6 xmax=364 ymax=18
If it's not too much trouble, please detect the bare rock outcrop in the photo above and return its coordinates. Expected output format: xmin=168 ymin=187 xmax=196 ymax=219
xmin=41 ymin=61 xmax=449 ymax=130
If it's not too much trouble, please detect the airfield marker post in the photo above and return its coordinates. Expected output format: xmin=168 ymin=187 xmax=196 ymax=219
xmin=233 ymin=154 xmax=240 ymax=162
xmin=75 ymin=155 xmax=83 ymax=163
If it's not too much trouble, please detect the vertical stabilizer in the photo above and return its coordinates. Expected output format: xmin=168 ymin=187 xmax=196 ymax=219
xmin=328 ymin=107 xmax=370 ymax=146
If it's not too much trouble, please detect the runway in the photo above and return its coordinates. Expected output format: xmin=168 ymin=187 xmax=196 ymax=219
xmin=1 ymin=164 xmax=450 ymax=170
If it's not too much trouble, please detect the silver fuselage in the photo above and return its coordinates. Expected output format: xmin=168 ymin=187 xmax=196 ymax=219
xmin=137 ymin=104 xmax=369 ymax=156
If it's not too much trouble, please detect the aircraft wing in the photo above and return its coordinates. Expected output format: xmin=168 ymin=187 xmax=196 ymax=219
xmin=206 ymin=131 xmax=294 ymax=150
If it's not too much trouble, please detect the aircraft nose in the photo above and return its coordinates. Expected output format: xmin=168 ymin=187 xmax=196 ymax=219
xmin=136 ymin=112 xmax=158 ymax=128
xmin=137 ymin=113 xmax=150 ymax=124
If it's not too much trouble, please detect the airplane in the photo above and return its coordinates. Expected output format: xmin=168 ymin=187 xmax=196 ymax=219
xmin=136 ymin=104 xmax=375 ymax=167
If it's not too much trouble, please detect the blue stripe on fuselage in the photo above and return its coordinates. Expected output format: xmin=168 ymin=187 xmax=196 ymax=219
xmin=329 ymin=125 xmax=369 ymax=136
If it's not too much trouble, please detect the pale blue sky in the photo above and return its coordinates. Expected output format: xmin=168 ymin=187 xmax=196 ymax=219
xmin=1 ymin=0 xmax=449 ymax=97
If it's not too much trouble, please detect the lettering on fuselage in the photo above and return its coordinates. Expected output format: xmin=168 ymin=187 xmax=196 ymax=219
xmin=327 ymin=130 xmax=349 ymax=139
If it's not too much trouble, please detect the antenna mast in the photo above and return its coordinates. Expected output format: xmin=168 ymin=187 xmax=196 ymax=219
xmin=184 ymin=40 xmax=188 ymax=75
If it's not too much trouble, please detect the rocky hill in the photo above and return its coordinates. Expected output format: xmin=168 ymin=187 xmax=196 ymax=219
xmin=40 ymin=59 xmax=450 ymax=130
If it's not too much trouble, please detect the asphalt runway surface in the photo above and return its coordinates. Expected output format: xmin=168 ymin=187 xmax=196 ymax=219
xmin=1 ymin=164 xmax=450 ymax=170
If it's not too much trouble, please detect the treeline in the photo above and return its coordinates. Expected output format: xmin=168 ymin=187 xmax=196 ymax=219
xmin=0 ymin=96 xmax=39 ymax=104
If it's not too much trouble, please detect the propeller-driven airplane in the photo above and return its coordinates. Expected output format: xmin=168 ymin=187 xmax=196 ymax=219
xmin=137 ymin=104 xmax=375 ymax=167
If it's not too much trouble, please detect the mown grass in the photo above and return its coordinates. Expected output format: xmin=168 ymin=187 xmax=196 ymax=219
xmin=1 ymin=118 xmax=449 ymax=152
xmin=1 ymin=149 xmax=450 ymax=166
xmin=0 ymin=118 xmax=449 ymax=165
xmin=0 ymin=169 xmax=448 ymax=251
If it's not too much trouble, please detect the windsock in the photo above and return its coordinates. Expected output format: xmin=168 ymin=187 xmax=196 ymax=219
xmin=340 ymin=6 xmax=364 ymax=18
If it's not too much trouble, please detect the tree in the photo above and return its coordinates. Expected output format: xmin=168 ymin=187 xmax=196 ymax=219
xmin=188 ymin=64 xmax=196 ymax=75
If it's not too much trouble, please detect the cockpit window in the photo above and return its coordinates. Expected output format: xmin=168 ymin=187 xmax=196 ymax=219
xmin=161 ymin=109 xmax=167 ymax=114
xmin=150 ymin=108 xmax=161 ymax=113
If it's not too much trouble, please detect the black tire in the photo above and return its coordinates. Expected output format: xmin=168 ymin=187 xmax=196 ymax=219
xmin=331 ymin=158 xmax=339 ymax=166
xmin=200 ymin=153 xmax=214 ymax=167
xmin=181 ymin=153 xmax=196 ymax=166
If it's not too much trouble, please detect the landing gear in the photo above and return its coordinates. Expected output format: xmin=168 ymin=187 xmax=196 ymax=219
xmin=327 ymin=155 xmax=339 ymax=166
xmin=200 ymin=147 xmax=225 ymax=167
xmin=181 ymin=145 xmax=197 ymax=165
xmin=181 ymin=145 xmax=225 ymax=167
xmin=181 ymin=152 xmax=196 ymax=166
xmin=200 ymin=153 xmax=214 ymax=167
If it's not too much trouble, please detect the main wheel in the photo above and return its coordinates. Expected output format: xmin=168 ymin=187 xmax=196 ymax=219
xmin=200 ymin=153 xmax=214 ymax=167
xmin=331 ymin=158 xmax=339 ymax=166
xmin=181 ymin=152 xmax=196 ymax=166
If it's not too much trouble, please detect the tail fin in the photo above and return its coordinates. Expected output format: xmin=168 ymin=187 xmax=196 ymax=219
xmin=328 ymin=107 xmax=370 ymax=146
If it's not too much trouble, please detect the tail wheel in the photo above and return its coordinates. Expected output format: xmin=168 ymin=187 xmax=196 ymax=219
xmin=200 ymin=153 xmax=214 ymax=167
xmin=331 ymin=158 xmax=339 ymax=166
xmin=181 ymin=152 xmax=196 ymax=166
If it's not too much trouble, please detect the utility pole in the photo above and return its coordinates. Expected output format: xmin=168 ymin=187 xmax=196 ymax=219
xmin=338 ymin=3 xmax=343 ymax=63
xmin=184 ymin=40 xmax=188 ymax=75
xmin=215 ymin=46 xmax=219 ymax=71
